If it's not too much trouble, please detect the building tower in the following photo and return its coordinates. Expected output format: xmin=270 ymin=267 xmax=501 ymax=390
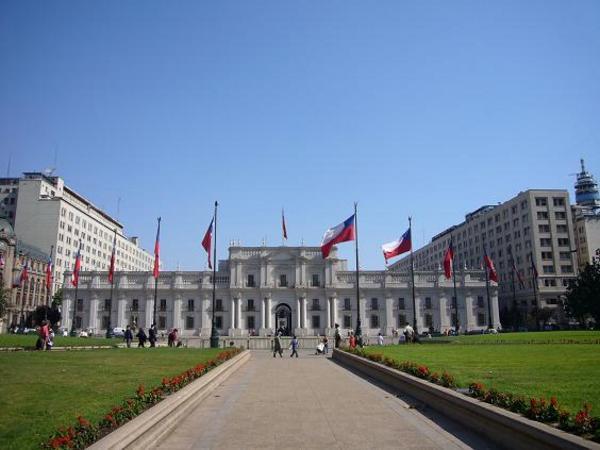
xmin=574 ymin=159 xmax=600 ymax=211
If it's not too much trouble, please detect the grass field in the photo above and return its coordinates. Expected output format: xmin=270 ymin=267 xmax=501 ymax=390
xmin=429 ymin=330 xmax=600 ymax=345
xmin=0 ymin=347 xmax=224 ymax=450
xmin=0 ymin=334 xmax=122 ymax=348
xmin=365 ymin=331 xmax=600 ymax=414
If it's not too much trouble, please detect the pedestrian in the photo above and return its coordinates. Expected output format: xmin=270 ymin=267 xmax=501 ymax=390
xmin=273 ymin=332 xmax=283 ymax=358
xmin=172 ymin=328 xmax=180 ymax=347
xmin=290 ymin=335 xmax=299 ymax=358
xmin=148 ymin=324 xmax=157 ymax=347
xmin=167 ymin=329 xmax=174 ymax=347
xmin=377 ymin=332 xmax=384 ymax=346
xmin=124 ymin=325 xmax=133 ymax=348
xmin=349 ymin=332 xmax=357 ymax=349
xmin=136 ymin=327 xmax=147 ymax=348
xmin=334 ymin=324 xmax=341 ymax=349
xmin=322 ymin=335 xmax=329 ymax=354
xmin=46 ymin=329 xmax=55 ymax=351
xmin=39 ymin=320 xmax=50 ymax=351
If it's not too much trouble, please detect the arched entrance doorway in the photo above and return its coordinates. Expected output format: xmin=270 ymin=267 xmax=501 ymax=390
xmin=275 ymin=303 xmax=292 ymax=336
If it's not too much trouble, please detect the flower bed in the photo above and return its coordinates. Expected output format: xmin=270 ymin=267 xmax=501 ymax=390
xmin=344 ymin=347 xmax=600 ymax=442
xmin=43 ymin=348 xmax=242 ymax=449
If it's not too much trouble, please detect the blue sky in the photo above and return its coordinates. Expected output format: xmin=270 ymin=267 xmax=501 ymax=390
xmin=1 ymin=1 xmax=599 ymax=270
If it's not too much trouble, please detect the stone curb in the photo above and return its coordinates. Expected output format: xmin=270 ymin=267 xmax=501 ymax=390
xmin=88 ymin=350 xmax=251 ymax=450
xmin=332 ymin=349 xmax=600 ymax=450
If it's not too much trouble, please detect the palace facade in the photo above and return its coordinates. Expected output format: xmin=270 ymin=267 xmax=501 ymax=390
xmin=62 ymin=246 xmax=500 ymax=337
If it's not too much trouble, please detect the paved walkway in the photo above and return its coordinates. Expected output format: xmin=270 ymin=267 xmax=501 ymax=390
xmin=154 ymin=350 xmax=496 ymax=450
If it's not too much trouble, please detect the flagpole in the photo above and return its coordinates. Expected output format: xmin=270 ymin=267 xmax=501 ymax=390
xmin=45 ymin=245 xmax=54 ymax=321
xmin=153 ymin=217 xmax=161 ymax=328
xmin=354 ymin=202 xmax=362 ymax=346
xmin=71 ymin=243 xmax=81 ymax=336
xmin=482 ymin=234 xmax=493 ymax=329
xmin=210 ymin=201 xmax=219 ymax=348
xmin=510 ymin=258 xmax=519 ymax=329
xmin=450 ymin=235 xmax=459 ymax=333
xmin=107 ymin=229 xmax=117 ymax=338
xmin=530 ymin=251 xmax=540 ymax=331
xmin=409 ymin=217 xmax=418 ymax=337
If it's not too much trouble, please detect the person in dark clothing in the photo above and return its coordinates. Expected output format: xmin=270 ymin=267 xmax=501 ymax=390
xmin=290 ymin=335 xmax=299 ymax=358
xmin=273 ymin=332 xmax=283 ymax=358
xmin=136 ymin=327 xmax=147 ymax=348
xmin=124 ymin=325 xmax=134 ymax=348
xmin=334 ymin=324 xmax=342 ymax=349
xmin=148 ymin=324 xmax=157 ymax=347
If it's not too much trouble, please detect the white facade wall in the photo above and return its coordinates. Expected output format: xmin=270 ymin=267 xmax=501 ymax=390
xmin=62 ymin=246 xmax=500 ymax=337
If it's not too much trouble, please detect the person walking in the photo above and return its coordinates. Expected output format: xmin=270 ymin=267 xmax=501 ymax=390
xmin=334 ymin=324 xmax=341 ymax=349
xmin=273 ymin=332 xmax=283 ymax=358
xmin=136 ymin=327 xmax=147 ymax=348
xmin=377 ymin=332 xmax=384 ymax=346
xmin=39 ymin=320 xmax=49 ymax=351
xmin=124 ymin=325 xmax=133 ymax=348
xmin=148 ymin=324 xmax=157 ymax=347
xmin=322 ymin=335 xmax=329 ymax=354
xmin=349 ymin=331 xmax=357 ymax=349
xmin=46 ymin=329 xmax=55 ymax=351
xmin=290 ymin=335 xmax=299 ymax=358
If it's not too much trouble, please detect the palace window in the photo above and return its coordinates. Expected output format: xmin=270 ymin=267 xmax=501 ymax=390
xmin=425 ymin=297 xmax=432 ymax=309
xmin=104 ymin=299 xmax=111 ymax=311
xmin=477 ymin=313 xmax=486 ymax=327
xmin=216 ymin=299 xmax=223 ymax=311
xmin=370 ymin=298 xmax=379 ymax=310
xmin=247 ymin=274 xmax=255 ymax=287
xmin=160 ymin=299 xmax=167 ymax=311
xmin=344 ymin=298 xmax=351 ymax=311
xmin=312 ymin=274 xmax=320 ymax=287
xmin=311 ymin=299 xmax=320 ymax=311
xmin=398 ymin=314 xmax=407 ymax=326
xmin=398 ymin=298 xmax=405 ymax=310
xmin=425 ymin=314 xmax=433 ymax=328
xmin=247 ymin=316 xmax=256 ymax=330
xmin=187 ymin=299 xmax=195 ymax=311
xmin=343 ymin=315 xmax=351 ymax=328
xmin=370 ymin=315 xmax=379 ymax=328
xmin=185 ymin=316 xmax=194 ymax=329
xmin=477 ymin=296 xmax=484 ymax=308
xmin=215 ymin=316 xmax=223 ymax=329
xmin=132 ymin=299 xmax=139 ymax=311
xmin=76 ymin=299 xmax=84 ymax=312
xmin=279 ymin=274 xmax=287 ymax=287
xmin=247 ymin=299 xmax=255 ymax=311
xmin=158 ymin=316 xmax=166 ymax=329
xmin=312 ymin=315 xmax=321 ymax=329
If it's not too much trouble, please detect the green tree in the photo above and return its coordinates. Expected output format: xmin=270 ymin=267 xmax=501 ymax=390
xmin=52 ymin=288 xmax=63 ymax=307
xmin=565 ymin=261 xmax=600 ymax=325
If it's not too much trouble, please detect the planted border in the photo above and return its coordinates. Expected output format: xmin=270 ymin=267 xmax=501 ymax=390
xmin=344 ymin=347 xmax=600 ymax=442
xmin=42 ymin=348 xmax=242 ymax=449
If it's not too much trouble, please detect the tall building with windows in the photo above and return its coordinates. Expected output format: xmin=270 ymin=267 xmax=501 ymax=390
xmin=572 ymin=159 xmax=600 ymax=268
xmin=61 ymin=245 xmax=499 ymax=337
xmin=0 ymin=173 xmax=154 ymax=292
xmin=390 ymin=190 xmax=578 ymax=318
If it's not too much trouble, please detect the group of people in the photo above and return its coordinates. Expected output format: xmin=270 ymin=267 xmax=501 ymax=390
xmin=272 ymin=333 xmax=300 ymax=358
xmin=123 ymin=324 xmax=182 ymax=348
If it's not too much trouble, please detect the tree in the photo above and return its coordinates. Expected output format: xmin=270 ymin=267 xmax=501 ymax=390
xmin=52 ymin=288 xmax=63 ymax=307
xmin=32 ymin=305 xmax=62 ymax=328
xmin=565 ymin=261 xmax=600 ymax=325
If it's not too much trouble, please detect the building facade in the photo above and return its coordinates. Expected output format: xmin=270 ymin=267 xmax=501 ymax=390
xmin=390 ymin=190 xmax=578 ymax=317
xmin=62 ymin=246 xmax=500 ymax=337
xmin=0 ymin=217 xmax=51 ymax=332
xmin=572 ymin=159 xmax=600 ymax=268
xmin=0 ymin=173 xmax=154 ymax=293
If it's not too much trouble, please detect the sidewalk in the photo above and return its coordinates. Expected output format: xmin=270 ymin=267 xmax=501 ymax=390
xmin=153 ymin=350 xmax=496 ymax=450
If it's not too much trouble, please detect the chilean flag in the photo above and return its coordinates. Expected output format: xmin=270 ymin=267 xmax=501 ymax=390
xmin=14 ymin=260 xmax=29 ymax=288
xmin=71 ymin=246 xmax=82 ymax=287
xmin=153 ymin=217 xmax=161 ymax=279
xmin=321 ymin=214 xmax=355 ymax=258
xmin=382 ymin=228 xmax=412 ymax=263
xmin=443 ymin=240 xmax=454 ymax=279
xmin=46 ymin=250 xmax=54 ymax=291
xmin=202 ymin=218 xmax=213 ymax=269
xmin=512 ymin=259 xmax=525 ymax=289
xmin=484 ymin=251 xmax=498 ymax=283
xmin=108 ymin=232 xmax=116 ymax=284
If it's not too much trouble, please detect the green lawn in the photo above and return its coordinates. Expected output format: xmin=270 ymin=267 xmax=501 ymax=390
xmin=0 ymin=347 xmax=224 ymax=449
xmin=365 ymin=333 xmax=600 ymax=414
xmin=0 ymin=334 xmax=122 ymax=348
xmin=429 ymin=330 xmax=600 ymax=345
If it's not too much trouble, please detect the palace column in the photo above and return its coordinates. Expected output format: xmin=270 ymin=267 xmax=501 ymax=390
xmin=117 ymin=295 xmax=127 ymax=328
xmin=230 ymin=297 xmax=236 ymax=334
xmin=89 ymin=294 xmax=99 ymax=332
xmin=326 ymin=297 xmax=332 ymax=329
xmin=173 ymin=295 xmax=183 ymax=331
xmin=332 ymin=296 xmax=338 ymax=328
xmin=237 ymin=297 xmax=243 ymax=331
xmin=145 ymin=296 xmax=154 ymax=328
xmin=302 ymin=297 xmax=308 ymax=332
xmin=258 ymin=297 xmax=264 ymax=332
xmin=296 ymin=297 xmax=302 ymax=329
xmin=385 ymin=295 xmax=394 ymax=336
xmin=267 ymin=296 xmax=273 ymax=330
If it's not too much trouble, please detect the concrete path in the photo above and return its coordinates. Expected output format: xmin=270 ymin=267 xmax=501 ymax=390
xmin=153 ymin=350 xmax=496 ymax=450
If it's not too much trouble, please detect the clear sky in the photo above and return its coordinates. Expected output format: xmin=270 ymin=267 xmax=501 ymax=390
xmin=1 ymin=1 xmax=599 ymax=270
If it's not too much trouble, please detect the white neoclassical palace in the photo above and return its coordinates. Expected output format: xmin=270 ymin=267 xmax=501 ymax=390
xmin=62 ymin=246 xmax=500 ymax=337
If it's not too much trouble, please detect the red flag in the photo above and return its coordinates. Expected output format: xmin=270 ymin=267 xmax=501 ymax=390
xmin=108 ymin=232 xmax=117 ymax=284
xmin=202 ymin=218 xmax=213 ymax=269
xmin=512 ymin=259 xmax=525 ymax=289
xmin=443 ymin=241 xmax=454 ymax=279
xmin=14 ymin=260 xmax=29 ymax=288
xmin=282 ymin=209 xmax=288 ymax=241
xmin=484 ymin=254 xmax=498 ymax=283
xmin=153 ymin=218 xmax=161 ymax=279
xmin=71 ymin=246 xmax=82 ymax=287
